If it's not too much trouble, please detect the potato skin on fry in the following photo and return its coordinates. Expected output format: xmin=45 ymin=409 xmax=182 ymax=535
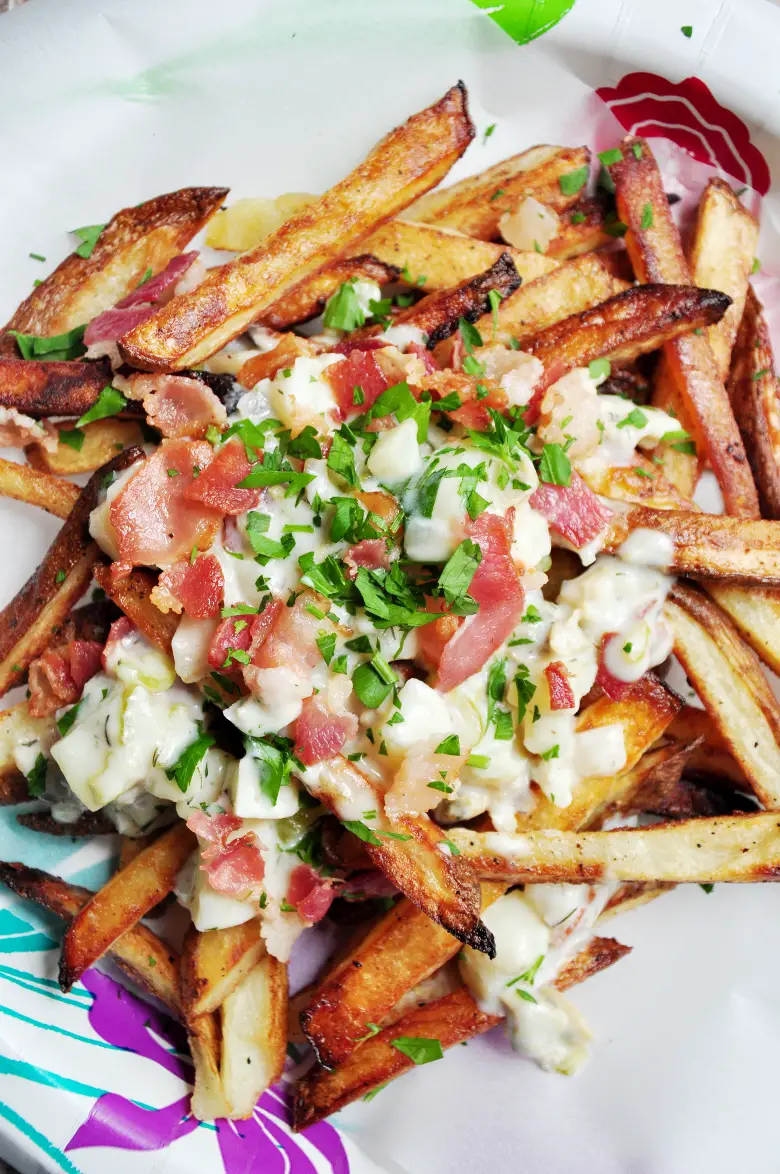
xmin=0 ymin=456 xmax=79 ymax=519
xmin=16 ymin=810 xmax=116 ymax=836
xmin=93 ymin=563 xmax=178 ymax=655
xmin=728 ymin=287 xmax=780 ymax=519
xmin=27 ymin=418 xmax=144 ymax=477
xmin=259 ymin=254 xmax=400 ymax=330
xmin=181 ymin=921 xmax=265 ymax=1017
xmin=0 ymin=359 xmax=112 ymax=417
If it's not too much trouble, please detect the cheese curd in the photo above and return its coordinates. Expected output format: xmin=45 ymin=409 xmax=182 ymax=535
xmin=499 ymin=196 xmax=560 ymax=253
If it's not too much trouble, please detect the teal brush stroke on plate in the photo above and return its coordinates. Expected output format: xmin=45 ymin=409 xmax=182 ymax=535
xmin=470 ymin=0 xmax=575 ymax=44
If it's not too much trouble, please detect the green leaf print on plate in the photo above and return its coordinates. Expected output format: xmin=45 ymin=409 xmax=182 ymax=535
xmin=470 ymin=0 xmax=576 ymax=44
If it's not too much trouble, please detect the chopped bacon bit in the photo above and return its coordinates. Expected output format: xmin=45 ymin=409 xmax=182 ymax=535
xmin=183 ymin=438 xmax=261 ymax=516
xmin=545 ymin=660 xmax=576 ymax=711
xmin=436 ymin=512 xmax=525 ymax=693
xmin=325 ymin=349 xmax=392 ymax=416
xmin=357 ymin=489 xmax=402 ymax=529
xmin=109 ymin=439 xmax=220 ymax=569
xmin=118 ymin=253 xmax=198 ymax=309
xmin=596 ymin=634 xmax=644 ymax=701
xmin=126 ymin=374 xmax=226 ymax=440
xmin=385 ymin=748 xmax=466 ymax=817
xmin=239 ymin=335 xmax=317 ymax=388
xmin=207 ymin=616 xmax=254 ymax=670
xmin=247 ymin=600 xmax=283 ymax=664
xmin=530 ymin=473 xmax=614 ymax=550
xmin=330 ymin=338 xmax=387 ymax=356
xmin=344 ymin=538 xmax=390 ymax=578
xmin=0 ymin=409 xmax=58 ymax=452
xmin=293 ymin=695 xmax=358 ymax=766
xmin=419 ymin=369 xmax=507 ymax=431
xmin=28 ymin=640 xmax=103 ymax=718
xmin=408 ymin=341 xmax=439 ymax=373
xmin=285 ymin=864 xmax=336 ymax=923
xmin=417 ymin=597 xmax=462 ymax=674
xmin=186 ymin=811 xmax=265 ymax=898
xmin=251 ymin=590 xmax=323 ymax=673
xmin=86 ymin=253 xmax=198 ymax=346
xmin=101 ymin=616 xmax=135 ymax=670
xmin=157 ymin=554 xmax=224 ymax=620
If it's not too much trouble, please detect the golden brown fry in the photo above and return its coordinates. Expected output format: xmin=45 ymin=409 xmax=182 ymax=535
xmin=546 ymin=199 xmax=612 ymax=259
xmin=0 ymin=450 xmax=141 ymax=699
xmin=188 ymin=1012 xmax=230 ymax=1122
xmin=0 ymin=703 xmax=57 ymax=774
xmin=319 ymin=815 xmax=373 ymax=871
xmin=601 ymin=882 xmax=676 ymax=919
xmin=707 ymin=581 xmax=780 ymax=676
xmin=1 ymin=188 xmax=228 ymax=348
xmin=120 ymin=85 xmax=475 ymax=370
xmin=0 ymin=456 xmax=79 ymax=519
xmin=221 ymin=954 xmax=288 ymax=1118
xmin=307 ymin=756 xmax=493 ymax=955
xmin=580 ymin=458 xmax=694 ymax=510
xmin=524 ymin=284 xmax=730 ymax=377
xmin=259 ymin=255 xmax=399 ymax=330
xmin=609 ymin=138 xmax=758 ymax=517
xmin=59 ymin=822 xmax=196 ymax=991
xmin=553 ymin=936 xmax=632 ymax=991
xmin=404 ymin=145 xmax=590 ymax=238
xmin=434 ymin=253 xmax=626 ymax=363
xmin=449 ymin=812 xmax=780 ymax=884
xmin=603 ymin=506 xmax=780 ymax=583
xmin=27 ymin=419 xmax=144 ymax=477
xmin=358 ymin=218 xmax=558 ymax=290
xmin=16 ymin=810 xmax=115 ymax=836
xmin=665 ymin=582 xmax=780 ymax=808
xmin=0 ymin=360 xmax=112 ymax=417
xmin=119 ymin=835 xmax=153 ymax=870
xmin=0 ymin=862 xmax=182 ymax=1016
xmin=181 ymin=921 xmax=266 ymax=1017
xmin=665 ymin=706 xmax=746 ymax=787
xmin=728 ymin=287 xmax=780 ymax=518
xmin=93 ymin=564 xmax=178 ymax=656
xmin=689 ymin=177 xmax=759 ymax=382
xmin=0 ymin=769 xmax=29 ymax=806
xmin=295 ymin=988 xmax=502 ymax=1130
xmin=601 ymin=741 xmax=754 ymax=820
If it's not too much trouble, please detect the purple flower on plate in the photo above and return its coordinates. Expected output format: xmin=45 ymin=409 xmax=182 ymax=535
xmin=65 ymin=968 xmax=349 ymax=1173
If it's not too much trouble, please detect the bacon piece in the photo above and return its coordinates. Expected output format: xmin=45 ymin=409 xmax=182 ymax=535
xmin=207 ymin=616 xmax=254 ymax=670
xmin=109 ymin=439 xmax=220 ymax=569
xmin=251 ymin=591 xmax=323 ymax=673
xmin=408 ymin=341 xmax=439 ymax=374
xmin=325 ymin=349 xmax=392 ymax=416
xmin=385 ymin=748 xmax=466 ymax=817
xmin=344 ymin=538 xmax=390 ymax=578
xmin=247 ymin=600 xmax=283 ymax=664
xmin=239 ymin=334 xmax=317 ymax=387
xmin=545 ymin=660 xmax=576 ymax=711
xmin=84 ymin=253 xmax=197 ymax=346
xmin=417 ymin=597 xmax=462 ymax=674
xmin=28 ymin=639 xmax=103 ymax=718
xmin=330 ymin=338 xmax=387 ymax=356
xmin=187 ymin=811 xmax=265 ymax=899
xmin=436 ymin=512 xmax=525 ymax=693
xmin=530 ymin=472 xmax=614 ymax=550
xmin=286 ymin=864 xmax=336 ymax=923
xmin=293 ymin=695 xmax=358 ymax=766
xmin=0 ymin=408 xmax=58 ymax=452
xmin=420 ymin=369 xmax=507 ymax=431
xmin=182 ymin=438 xmax=260 ymax=516
xmin=101 ymin=616 xmax=135 ymax=670
xmin=157 ymin=554 xmax=224 ymax=619
xmin=595 ymin=634 xmax=643 ymax=701
xmin=127 ymin=374 xmax=226 ymax=440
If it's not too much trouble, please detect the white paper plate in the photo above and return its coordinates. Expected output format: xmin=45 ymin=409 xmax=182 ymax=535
xmin=1 ymin=1 xmax=779 ymax=1172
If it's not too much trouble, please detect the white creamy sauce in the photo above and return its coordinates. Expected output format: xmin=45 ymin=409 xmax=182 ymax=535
xmin=618 ymin=527 xmax=676 ymax=570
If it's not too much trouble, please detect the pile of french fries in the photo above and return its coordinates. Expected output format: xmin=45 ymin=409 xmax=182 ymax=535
xmin=1 ymin=79 xmax=780 ymax=1132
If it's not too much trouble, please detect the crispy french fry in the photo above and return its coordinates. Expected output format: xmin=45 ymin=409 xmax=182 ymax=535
xmin=0 ymin=862 xmax=182 ymax=1015
xmin=93 ymin=564 xmax=178 ymax=655
xmin=259 ymin=255 xmax=399 ymax=330
xmin=604 ymin=506 xmax=780 ymax=582
xmin=580 ymin=458 xmax=694 ymax=510
xmin=524 ymin=284 xmax=730 ymax=379
xmin=404 ymin=145 xmax=591 ymax=238
xmin=707 ymin=581 xmax=780 ymax=676
xmin=220 ymin=954 xmax=287 ymax=1118
xmin=188 ymin=1012 xmax=230 ymax=1122
xmin=434 ymin=253 xmax=626 ymax=363
xmin=689 ymin=178 xmax=759 ymax=382
xmin=609 ymin=138 xmax=758 ymax=517
xmin=1 ymin=187 xmax=227 ymax=348
xmin=0 ymin=456 xmax=79 ymax=519
xmin=120 ymin=85 xmax=475 ymax=370
xmin=358 ymin=219 xmax=558 ymax=290
xmin=602 ymin=882 xmax=676 ymax=918
xmin=59 ymin=822 xmax=196 ymax=990
xmin=553 ymin=936 xmax=632 ymax=990
xmin=665 ymin=706 xmax=746 ymax=787
xmin=0 ymin=450 xmax=140 ymax=698
xmin=0 ymin=770 xmax=29 ymax=805
xmin=601 ymin=741 xmax=754 ymax=820
xmin=449 ymin=812 xmax=780 ymax=884
xmin=665 ymin=582 xmax=780 ymax=808
xmin=0 ymin=359 xmax=112 ymax=417
xmin=0 ymin=703 xmax=56 ymax=774
xmin=27 ymin=419 xmax=144 ymax=477
xmin=119 ymin=834 xmax=153 ymax=870
xmin=16 ymin=810 xmax=115 ymax=836
xmin=546 ymin=199 xmax=612 ymax=259
xmin=728 ymin=287 xmax=780 ymax=518
xmin=181 ymin=921 xmax=266 ymax=1018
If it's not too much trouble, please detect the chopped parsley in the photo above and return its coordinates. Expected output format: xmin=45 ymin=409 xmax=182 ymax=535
xmin=617 ymin=407 xmax=649 ymax=430
xmin=25 ymin=753 xmax=47 ymax=797
xmin=389 ymin=1036 xmax=443 ymax=1065
xmin=77 ymin=385 xmax=127 ymax=427
xmin=10 ymin=323 xmax=87 ymax=362
xmin=681 ymin=24 xmax=693 ymax=37
xmin=71 ymin=222 xmax=106 ymax=259
xmin=323 ymin=279 xmax=366 ymax=331
xmin=538 ymin=443 xmax=571 ymax=486
xmin=165 ymin=729 xmax=216 ymax=793
xmin=640 ymin=202 xmax=654 ymax=230
xmin=558 ymin=166 xmax=589 ymax=196
xmin=434 ymin=734 xmax=461 ymax=755
xmin=438 ymin=539 xmax=482 ymax=615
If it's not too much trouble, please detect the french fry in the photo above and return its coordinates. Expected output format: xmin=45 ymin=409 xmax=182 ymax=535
xmin=665 ymin=582 xmax=780 ymax=808
xmin=707 ymin=581 xmax=780 ymax=676
xmin=181 ymin=921 xmax=266 ymax=1017
xmin=0 ymin=456 xmax=79 ymax=519
xmin=59 ymin=822 xmax=196 ymax=990
xmin=404 ymin=145 xmax=591 ymax=238
xmin=524 ymin=284 xmax=731 ymax=379
xmin=601 ymin=742 xmax=755 ymax=820
xmin=259 ymin=255 xmax=399 ymax=330
xmin=16 ymin=811 xmax=115 ymax=836
xmin=688 ymin=177 xmax=759 ymax=383
xmin=546 ymin=199 xmax=612 ymax=259
xmin=433 ymin=252 xmax=626 ymax=363
xmin=0 ymin=450 xmax=141 ymax=698
xmin=603 ymin=506 xmax=780 ymax=583
xmin=1 ymin=187 xmax=228 ymax=347
xmin=119 ymin=834 xmax=153 ymax=870
xmin=553 ymin=936 xmax=632 ymax=990
xmin=602 ymin=882 xmax=675 ymax=918
xmin=305 ymin=756 xmax=493 ymax=955
xmin=0 ymin=360 xmax=112 ymax=417
xmin=220 ymin=953 xmax=287 ymax=1118
xmin=609 ymin=138 xmax=759 ymax=517
xmin=580 ymin=458 xmax=694 ymax=510
xmin=0 ymin=770 xmax=29 ymax=805
xmin=188 ymin=1012 xmax=230 ymax=1122
xmin=357 ymin=219 xmax=558 ymax=290
xmin=665 ymin=706 xmax=746 ymax=787
xmin=727 ymin=287 xmax=780 ymax=518
xmin=93 ymin=564 xmax=178 ymax=656
xmin=27 ymin=419 xmax=144 ymax=477
xmin=0 ymin=862 xmax=182 ymax=1016
xmin=120 ymin=85 xmax=475 ymax=370
xmin=0 ymin=703 xmax=57 ymax=774
xmin=449 ymin=812 xmax=780 ymax=884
